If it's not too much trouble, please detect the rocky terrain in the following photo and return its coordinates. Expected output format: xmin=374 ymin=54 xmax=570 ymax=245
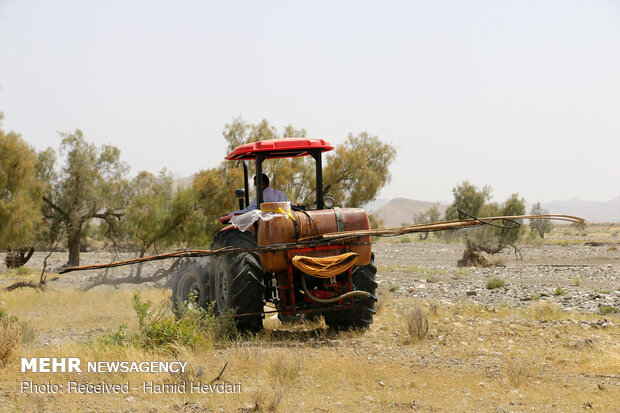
xmin=373 ymin=241 xmax=620 ymax=314
xmin=2 ymin=241 xmax=619 ymax=314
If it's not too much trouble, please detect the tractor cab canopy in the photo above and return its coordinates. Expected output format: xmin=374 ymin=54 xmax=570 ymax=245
xmin=225 ymin=138 xmax=333 ymax=161
xmin=225 ymin=138 xmax=334 ymax=210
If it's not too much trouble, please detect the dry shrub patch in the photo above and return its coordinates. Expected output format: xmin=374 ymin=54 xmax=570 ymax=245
xmin=503 ymin=359 xmax=532 ymax=387
xmin=0 ymin=311 xmax=21 ymax=366
xmin=529 ymin=301 xmax=563 ymax=320
xmin=404 ymin=305 xmax=429 ymax=343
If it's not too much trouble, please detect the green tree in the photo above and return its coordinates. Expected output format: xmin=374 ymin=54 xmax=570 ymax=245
xmin=499 ymin=193 xmax=525 ymax=244
xmin=40 ymin=130 xmax=130 ymax=266
xmin=413 ymin=205 xmax=441 ymax=240
xmin=119 ymin=170 xmax=198 ymax=278
xmin=444 ymin=182 xmax=526 ymax=248
xmin=323 ymin=132 xmax=397 ymax=208
xmin=0 ymin=115 xmax=43 ymax=259
xmin=191 ymin=118 xmax=396 ymax=242
xmin=444 ymin=181 xmax=492 ymax=221
xmin=530 ymin=202 xmax=552 ymax=238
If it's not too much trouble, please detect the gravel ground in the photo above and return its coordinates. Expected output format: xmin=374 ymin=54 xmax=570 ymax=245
xmin=373 ymin=241 xmax=620 ymax=313
xmin=2 ymin=242 xmax=619 ymax=313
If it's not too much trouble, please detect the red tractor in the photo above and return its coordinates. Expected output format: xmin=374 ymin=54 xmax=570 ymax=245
xmin=171 ymin=138 xmax=377 ymax=332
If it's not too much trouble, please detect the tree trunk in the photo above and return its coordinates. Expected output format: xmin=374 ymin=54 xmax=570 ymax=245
xmin=135 ymin=249 xmax=147 ymax=280
xmin=67 ymin=225 xmax=82 ymax=267
xmin=4 ymin=248 xmax=35 ymax=269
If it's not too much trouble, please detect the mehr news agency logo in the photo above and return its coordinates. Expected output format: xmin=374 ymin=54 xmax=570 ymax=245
xmin=20 ymin=357 xmax=242 ymax=395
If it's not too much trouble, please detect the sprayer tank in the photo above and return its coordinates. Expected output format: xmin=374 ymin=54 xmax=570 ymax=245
xmin=257 ymin=202 xmax=372 ymax=273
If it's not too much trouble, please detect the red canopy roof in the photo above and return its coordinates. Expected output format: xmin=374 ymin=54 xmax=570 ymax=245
xmin=225 ymin=138 xmax=334 ymax=161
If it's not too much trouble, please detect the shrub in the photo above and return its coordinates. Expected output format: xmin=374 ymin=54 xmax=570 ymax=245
xmin=599 ymin=305 xmax=620 ymax=315
xmin=571 ymin=276 xmax=580 ymax=287
xmin=0 ymin=309 xmax=22 ymax=366
xmin=486 ymin=278 xmax=506 ymax=289
xmin=269 ymin=355 xmax=301 ymax=385
xmin=399 ymin=236 xmax=412 ymax=244
xmin=529 ymin=301 xmax=562 ymax=320
xmin=404 ymin=306 xmax=429 ymax=343
xmin=553 ymin=287 xmax=566 ymax=296
xmin=16 ymin=266 xmax=30 ymax=276
xmin=101 ymin=293 xmax=237 ymax=354
xmin=503 ymin=359 xmax=531 ymax=387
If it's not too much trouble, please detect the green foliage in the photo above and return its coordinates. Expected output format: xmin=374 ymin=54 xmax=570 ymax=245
xmin=191 ymin=118 xmax=396 ymax=241
xmin=553 ymin=286 xmax=566 ymax=296
xmin=531 ymin=293 xmax=542 ymax=300
xmin=102 ymin=293 xmax=237 ymax=354
xmin=39 ymin=130 xmax=130 ymax=265
xmin=444 ymin=181 xmax=526 ymax=247
xmin=100 ymin=324 xmax=136 ymax=347
xmin=323 ymin=132 xmax=397 ymax=208
xmin=413 ymin=205 xmax=442 ymax=240
xmin=109 ymin=170 xmax=200 ymax=262
xmin=571 ymin=276 xmax=580 ymax=287
xmin=445 ymin=181 xmax=491 ymax=221
xmin=0 ymin=115 xmax=43 ymax=250
xmin=368 ymin=213 xmax=384 ymax=230
xmin=498 ymin=193 xmax=525 ymax=244
xmin=529 ymin=202 xmax=552 ymax=239
xmin=486 ymin=277 xmax=506 ymax=289
xmin=599 ymin=305 xmax=620 ymax=315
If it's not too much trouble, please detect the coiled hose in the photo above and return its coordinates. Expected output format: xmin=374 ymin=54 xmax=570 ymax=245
xmin=300 ymin=272 xmax=371 ymax=304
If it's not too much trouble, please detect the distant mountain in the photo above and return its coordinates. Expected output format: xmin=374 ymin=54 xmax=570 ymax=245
xmin=374 ymin=198 xmax=448 ymax=227
xmin=364 ymin=198 xmax=390 ymax=213
xmin=541 ymin=197 xmax=620 ymax=223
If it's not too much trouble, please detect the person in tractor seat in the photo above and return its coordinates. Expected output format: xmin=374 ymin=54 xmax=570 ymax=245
xmin=226 ymin=173 xmax=290 ymax=217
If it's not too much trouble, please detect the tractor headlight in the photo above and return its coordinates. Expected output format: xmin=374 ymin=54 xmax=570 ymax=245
xmin=323 ymin=195 xmax=335 ymax=209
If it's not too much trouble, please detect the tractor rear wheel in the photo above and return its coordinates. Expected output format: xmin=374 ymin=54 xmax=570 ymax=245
xmin=324 ymin=253 xmax=378 ymax=331
xmin=211 ymin=229 xmax=266 ymax=332
xmin=171 ymin=258 xmax=212 ymax=317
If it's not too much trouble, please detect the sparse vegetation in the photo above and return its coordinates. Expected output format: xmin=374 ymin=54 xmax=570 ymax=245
xmin=529 ymin=301 xmax=563 ymax=320
xmin=503 ymin=359 xmax=531 ymax=387
xmin=571 ymin=276 xmax=580 ymax=287
xmin=0 ymin=286 xmax=618 ymax=411
xmin=530 ymin=202 xmax=552 ymax=239
xmin=486 ymin=277 xmax=506 ymax=289
xmin=0 ymin=308 xmax=22 ymax=366
xmin=404 ymin=305 xmax=429 ymax=343
xmin=101 ymin=292 xmax=237 ymax=354
xmin=598 ymin=304 xmax=620 ymax=315
xmin=553 ymin=286 xmax=566 ymax=296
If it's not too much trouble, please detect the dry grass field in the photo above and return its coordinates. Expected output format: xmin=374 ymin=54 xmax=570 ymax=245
xmin=1 ymin=228 xmax=619 ymax=412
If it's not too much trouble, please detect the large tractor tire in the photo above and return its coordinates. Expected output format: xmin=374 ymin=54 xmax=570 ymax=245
xmin=324 ymin=253 xmax=378 ymax=331
xmin=171 ymin=258 xmax=212 ymax=317
xmin=211 ymin=229 xmax=266 ymax=332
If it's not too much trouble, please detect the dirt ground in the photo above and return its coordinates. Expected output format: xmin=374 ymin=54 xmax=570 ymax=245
xmin=1 ymin=238 xmax=619 ymax=412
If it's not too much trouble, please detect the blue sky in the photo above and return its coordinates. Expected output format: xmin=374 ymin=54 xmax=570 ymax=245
xmin=0 ymin=0 xmax=618 ymax=204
